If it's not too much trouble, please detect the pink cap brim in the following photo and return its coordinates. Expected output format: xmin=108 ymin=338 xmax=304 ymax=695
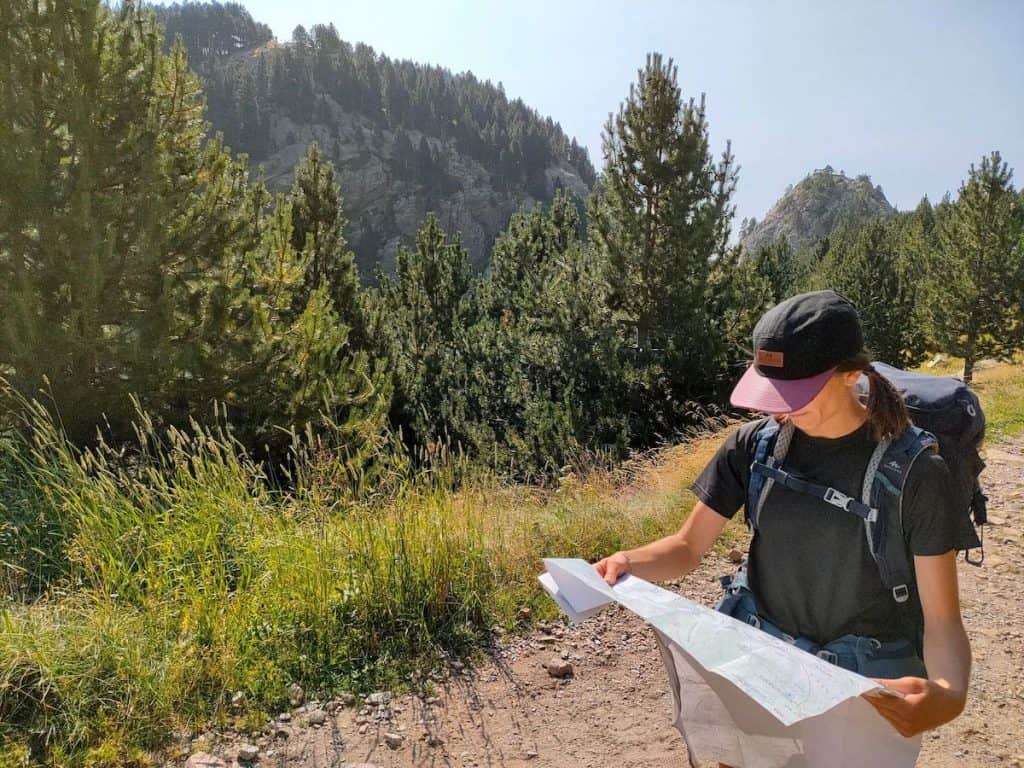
xmin=729 ymin=364 xmax=835 ymax=414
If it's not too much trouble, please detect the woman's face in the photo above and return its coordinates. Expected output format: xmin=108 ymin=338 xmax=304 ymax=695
xmin=775 ymin=370 xmax=862 ymax=432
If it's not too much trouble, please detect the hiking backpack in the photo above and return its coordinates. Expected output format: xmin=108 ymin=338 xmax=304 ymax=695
xmin=744 ymin=362 xmax=987 ymax=646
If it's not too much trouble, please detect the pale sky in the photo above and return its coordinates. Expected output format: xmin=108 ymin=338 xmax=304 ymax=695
xmin=163 ymin=0 xmax=1024 ymax=226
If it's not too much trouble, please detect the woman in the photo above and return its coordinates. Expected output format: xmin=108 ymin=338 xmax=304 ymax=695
xmin=594 ymin=290 xmax=971 ymax=762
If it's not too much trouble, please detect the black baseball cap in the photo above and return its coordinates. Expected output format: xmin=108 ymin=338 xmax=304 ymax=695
xmin=730 ymin=289 xmax=864 ymax=413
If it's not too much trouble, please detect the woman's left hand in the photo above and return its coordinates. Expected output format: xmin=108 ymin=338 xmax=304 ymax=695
xmin=864 ymin=676 xmax=966 ymax=737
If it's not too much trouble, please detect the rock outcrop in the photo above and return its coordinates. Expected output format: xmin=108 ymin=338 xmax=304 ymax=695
xmin=740 ymin=166 xmax=896 ymax=255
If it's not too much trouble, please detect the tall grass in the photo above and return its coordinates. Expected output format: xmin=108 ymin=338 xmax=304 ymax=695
xmin=0 ymin=385 xmax=725 ymax=767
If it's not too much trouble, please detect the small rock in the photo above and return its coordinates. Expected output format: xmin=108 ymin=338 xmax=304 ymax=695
xmin=545 ymin=658 xmax=573 ymax=678
xmin=306 ymin=708 xmax=327 ymax=726
xmin=185 ymin=754 xmax=228 ymax=768
xmin=384 ymin=731 xmax=405 ymax=749
xmin=358 ymin=723 xmax=369 ymax=735
xmin=272 ymin=724 xmax=293 ymax=740
xmin=237 ymin=744 xmax=260 ymax=763
xmin=518 ymin=607 xmax=532 ymax=620
xmin=728 ymin=548 xmax=744 ymax=564
xmin=340 ymin=692 xmax=357 ymax=706
xmin=288 ymin=682 xmax=304 ymax=707
xmin=278 ymin=712 xmax=291 ymax=722
xmin=366 ymin=690 xmax=392 ymax=706
xmin=230 ymin=690 xmax=247 ymax=710
xmin=524 ymin=749 xmax=539 ymax=759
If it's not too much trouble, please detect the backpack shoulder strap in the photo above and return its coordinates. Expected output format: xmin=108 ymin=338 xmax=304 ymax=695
xmin=862 ymin=426 xmax=937 ymax=602
xmin=746 ymin=419 xmax=794 ymax=531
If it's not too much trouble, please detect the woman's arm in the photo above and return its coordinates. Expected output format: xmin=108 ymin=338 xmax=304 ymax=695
xmin=594 ymin=500 xmax=729 ymax=585
xmin=866 ymin=551 xmax=971 ymax=736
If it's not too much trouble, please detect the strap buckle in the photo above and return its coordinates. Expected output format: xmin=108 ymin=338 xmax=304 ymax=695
xmin=823 ymin=487 xmax=853 ymax=512
xmin=892 ymin=584 xmax=910 ymax=603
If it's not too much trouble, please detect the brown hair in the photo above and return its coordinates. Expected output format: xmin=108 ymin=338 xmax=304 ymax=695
xmin=835 ymin=351 xmax=911 ymax=441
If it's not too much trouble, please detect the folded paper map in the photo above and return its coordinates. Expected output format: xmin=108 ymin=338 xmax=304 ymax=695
xmin=538 ymin=558 xmax=922 ymax=768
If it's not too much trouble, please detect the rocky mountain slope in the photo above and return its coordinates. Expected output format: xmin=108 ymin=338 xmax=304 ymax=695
xmin=239 ymin=58 xmax=592 ymax=278
xmin=155 ymin=2 xmax=595 ymax=279
xmin=740 ymin=166 xmax=897 ymax=255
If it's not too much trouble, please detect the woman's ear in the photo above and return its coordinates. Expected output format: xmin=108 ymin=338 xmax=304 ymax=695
xmin=839 ymin=369 xmax=862 ymax=388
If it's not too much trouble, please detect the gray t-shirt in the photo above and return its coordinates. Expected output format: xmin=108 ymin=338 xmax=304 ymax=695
xmin=690 ymin=416 xmax=960 ymax=644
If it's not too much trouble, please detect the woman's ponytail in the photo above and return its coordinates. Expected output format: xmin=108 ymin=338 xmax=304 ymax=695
xmin=836 ymin=352 xmax=911 ymax=441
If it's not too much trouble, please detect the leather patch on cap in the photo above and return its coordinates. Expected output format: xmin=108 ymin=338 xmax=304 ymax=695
xmin=756 ymin=349 xmax=785 ymax=367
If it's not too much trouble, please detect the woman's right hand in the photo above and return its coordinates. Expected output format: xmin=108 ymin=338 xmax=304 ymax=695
xmin=594 ymin=552 xmax=632 ymax=586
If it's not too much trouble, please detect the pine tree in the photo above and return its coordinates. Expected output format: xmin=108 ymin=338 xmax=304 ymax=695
xmin=589 ymin=52 xmax=738 ymax=441
xmin=926 ymin=152 xmax=1024 ymax=383
xmin=368 ymin=214 xmax=473 ymax=451
xmin=288 ymin=143 xmax=365 ymax=345
xmin=460 ymin=192 xmax=628 ymax=475
xmin=226 ymin=197 xmax=389 ymax=456
xmin=751 ymin=237 xmax=800 ymax=302
xmin=0 ymin=0 xmax=391 ymax=457
xmin=0 ymin=0 xmax=259 ymax=441
xmin=814 ymin=221 xmax=929 ymax=368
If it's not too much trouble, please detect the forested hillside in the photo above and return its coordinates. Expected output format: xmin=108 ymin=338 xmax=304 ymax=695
xmin=153 ymin=2 xmax=596 ymax=277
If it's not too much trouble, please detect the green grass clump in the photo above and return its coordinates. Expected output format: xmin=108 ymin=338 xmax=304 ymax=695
xmin=0 ymin=392 xmax=496 ymax=765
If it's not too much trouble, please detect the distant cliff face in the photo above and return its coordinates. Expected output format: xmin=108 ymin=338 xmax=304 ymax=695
xmin=740 ymin=167 xmax=896 ymax=255
xmin=154 ymin=3 xmax=596 ymax=280
xmin=246 ymin=65 xmax=592 ymax=278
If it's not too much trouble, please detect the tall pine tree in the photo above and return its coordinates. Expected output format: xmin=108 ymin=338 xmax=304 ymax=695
xmin=464 ymin=192 xmax=627 ymax=475
xmin=589 ymin=53 xmax=738 ymax=442
xmin=368 ymin=214 xmax=474 ymax=453
xmin=926 ymin=152 xmax=1024 ymax=383
xmin=0 ymin=0 xmax=260 ymax=441
xmin=287 ymin=143 xmax=365 ymax=346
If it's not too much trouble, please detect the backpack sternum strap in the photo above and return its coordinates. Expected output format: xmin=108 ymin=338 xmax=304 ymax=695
xmin=744 ymin=421 xmax=934 ymax=609
xmin=751 ymin=461 xmax=880 ymax=522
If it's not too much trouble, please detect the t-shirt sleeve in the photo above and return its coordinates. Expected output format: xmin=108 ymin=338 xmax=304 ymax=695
xmin=902 ymin=452 xmax=968 ymax=556
xmin=689 ymin=418 xmax=768 ymax=520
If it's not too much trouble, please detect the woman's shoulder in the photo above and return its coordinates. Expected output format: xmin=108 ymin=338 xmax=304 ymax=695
xmin=723 ymin=415 xmax=777 ymax=456
xmin=899 ymin=447 xmax=978 ymax=555
xmin=908 ymin=448 xmax=953 ymax=480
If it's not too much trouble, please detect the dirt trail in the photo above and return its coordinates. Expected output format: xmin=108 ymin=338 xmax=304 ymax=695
xmin=173 ymin=436 xmax=1024 ymax=768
